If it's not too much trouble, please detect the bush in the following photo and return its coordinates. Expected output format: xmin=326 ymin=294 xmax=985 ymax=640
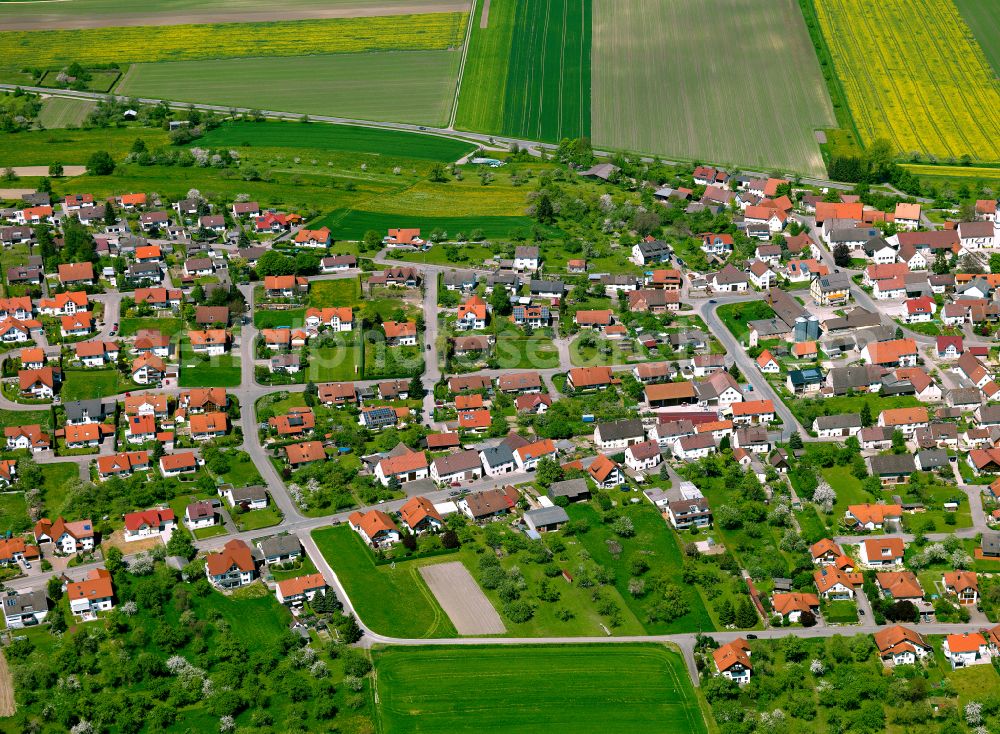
xmin=502 ymin=600 xmax=534 ymax=623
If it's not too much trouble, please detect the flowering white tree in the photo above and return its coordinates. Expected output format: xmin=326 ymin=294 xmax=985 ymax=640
xmin=951 ymin=549 xmax=973 ymax=569
xmin=813 ymin=481 xmax=836 ymax=513
xmin=810 ymin=659 xmax=825 ymax=675
xmin=219 ymin=715 xmax=235 ymax=732
xmin=71 ymin=722 xmax=94 ymax=734
xmin=965 ymin=701 xmax=983 ymax=727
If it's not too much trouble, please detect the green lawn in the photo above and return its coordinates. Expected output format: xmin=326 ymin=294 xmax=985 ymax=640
xmin=308 ymin=278 xmax=361 ymax=308
xmin=60 ymin=368 xmax=128 ymax=401
xmin=118 ymin=49 xmax=463 ymax=127
xmin=0 ymin=491 xmax=29 ymax=534
xmin=217 ymin=451 xmax=263 ymax=487
xmin=311 ymin=525 xmax=456 ymax=638
xmin=493 ymin=337 xmax=560 ymax=369
xmin=374 ymin=644 xmax=707 ymax=734
xmin=306 ymin=337 xmax=363 ymax=382
xmin=314 ymin=209 xmax=537 ymax=241
xmin=40 ymin=462 xmax=81 ymax=516
xmin=0 ymin=408 xmax=52 ymax=430
xmin=234 ymin=506 xmax=283 ymax=532
xmin=199 ymin=120 xmax=473 ymax=163
xmin=716 ymin=300 xmax=776 ymax=343
xmin=569 ymin=333 xmax=634 ymax=367
xmin=193 ymin=524 xmax=228 ymax=540
xmin=823 ymin=599 xmax=859 ymax=625
xmin=254 ymin=309 xmax=306 ymax=329
xmin=363 ymin=339 xmax=423 ymax=380
xmin=567 ymin=503 xmax=715 ymax=634
xmin=119 ymin=316 xmax=185 ymax=337
xmin=178 ymin=340 xmax=242 ymax=388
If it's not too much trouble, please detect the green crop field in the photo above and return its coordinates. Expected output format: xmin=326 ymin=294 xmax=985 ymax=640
xmin=36 ymin=97 xmax=97 ymax=129
xmin=0 ymin=0 xmax=470 ymax=30
xmin=118 ymin=50 xmax=462 ymax=127
xmin=592 ymin=0 xmax=834 ymax=176
xmin=814 ymin=0 xmax=1000 ymax=162
xmin=955 ymin=0 xmax=1000 ymax=76
xmin=198 ymin=120 xmax=474 ymax=162
xmin=374 ymin=644 xmax=707 ymax=734
xmin=456 ymin=0 xmax=590 ymax=141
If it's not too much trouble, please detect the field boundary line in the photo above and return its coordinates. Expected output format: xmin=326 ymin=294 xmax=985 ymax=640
xmin=447 ymin=5 xmax=478 ymax=129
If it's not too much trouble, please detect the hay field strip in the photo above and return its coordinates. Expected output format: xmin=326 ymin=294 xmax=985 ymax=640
xmin=591 ymin=0 xmax=834 ymax=177
xmin=117 ymin=50 xmax=462 ymax=127
xmin=373 ymin=644 xmax=708 ymax=734
xmin=37 ymin=97 xmax=96 ymax=128
xmin=814 ymin=0 xmax=1000 ymax=161
xmin=0 ymin=13 xmax=466 ymax=74
xmin=0 ymin=0 xmax=471 ymax=30
xmin=454 ymin=0 xmax=516 ymax=133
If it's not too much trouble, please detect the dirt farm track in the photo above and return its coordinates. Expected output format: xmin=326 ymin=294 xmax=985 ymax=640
xmin=0 ymin=651 xmax=14 ymax=718
xmin=0 ymin=0 xmax=471 ymax=31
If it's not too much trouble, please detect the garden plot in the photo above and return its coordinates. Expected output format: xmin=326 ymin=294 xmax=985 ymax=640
xmin=419 ymin=561 xmax=506 ymax=634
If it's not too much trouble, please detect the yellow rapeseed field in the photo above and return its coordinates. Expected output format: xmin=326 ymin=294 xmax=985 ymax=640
xmin=1 ymin=13 xmax=466 ymax=71
xmin=815 ymin=0 xmax=1000 ymax=161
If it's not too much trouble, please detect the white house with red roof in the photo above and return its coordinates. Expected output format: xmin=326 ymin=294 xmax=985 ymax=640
xmin=123 ymin=508 xmax=176 ymax=542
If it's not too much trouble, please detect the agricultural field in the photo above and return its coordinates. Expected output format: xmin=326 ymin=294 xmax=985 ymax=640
xmin=373 ymin=645 xmax=708 ymax=734
xmin=118 ymin=50 xmax=462 ymax=127
xmin=814 ymin=0 xmax=1000 ymax=162
xmin=591 ymin=0 xmax=834 ymax=177
xmin=36 ymin=97 xmax=97 ymax=129
xmin=955 ymin=0 xmax=1000 ymax=76
xmin=0 ymin=0 xmax=470 ymax=30
xmin=198 ymin=120 xmax=474 ymax=162
xmin=902 ymin=163 xmax=1000 ymax=193
xmin=0 ymin=13 xmax=466 ymax=76
xmin=456 ymin=0 xmax=590 ymax=142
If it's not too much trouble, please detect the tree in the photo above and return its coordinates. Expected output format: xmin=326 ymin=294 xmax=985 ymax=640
xmin=990 ymin=254 xmax=1000 ymax=275
xmin=860 ymin=401 xmax=873 ymax=427
xmin=734 ymin=597 xmax=758 ymax=628
xmin=103 ymin=199 xmax=117 ymax=225
xmin=935 ymin=249 xmax=953 ymax=275
xmin=788 ymin=432 xmax=803 ymax=450
xmin=535 ymin=456 xmax=563 ymax=488
xmin=535 ymin=193 xmax=555 ymax=225
xmin=362 ymin=229 xmax=383 ymax=252
xmin=86 ymin=150 xmax=115 ymax=176
xmin=47 ymin=575 xmax=63 ymax=601
xmin=166 ymin=528 xmax=196 ymax=560
xmin=105 ymin=546 xmax=125 ymax=575
xmin=428 ymin=163 xmax=448 ymax=183
xmin=891 ymin=429 xmax=906 ymax=453
xmin=799 ymin=609 xmax=817 ymax=627
xmin=490 ymin=286 xmax=512 ymax=317
xmin=340 ymin=614 xmax=363 ymax=643
xmin=717 ymin=598 xmax=736 ymax=626
xmin=48 ymin=162 xmax=64 ymax=177
xmin=833 ymin=242 xmax=851 ymax=267
xmin=255 ymin=251 xmax=296 ymax=277
xmin=441 ymin=530 xmax=459 ymax=549
xmin=401 ymin=533 xmax=417 ymax=552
